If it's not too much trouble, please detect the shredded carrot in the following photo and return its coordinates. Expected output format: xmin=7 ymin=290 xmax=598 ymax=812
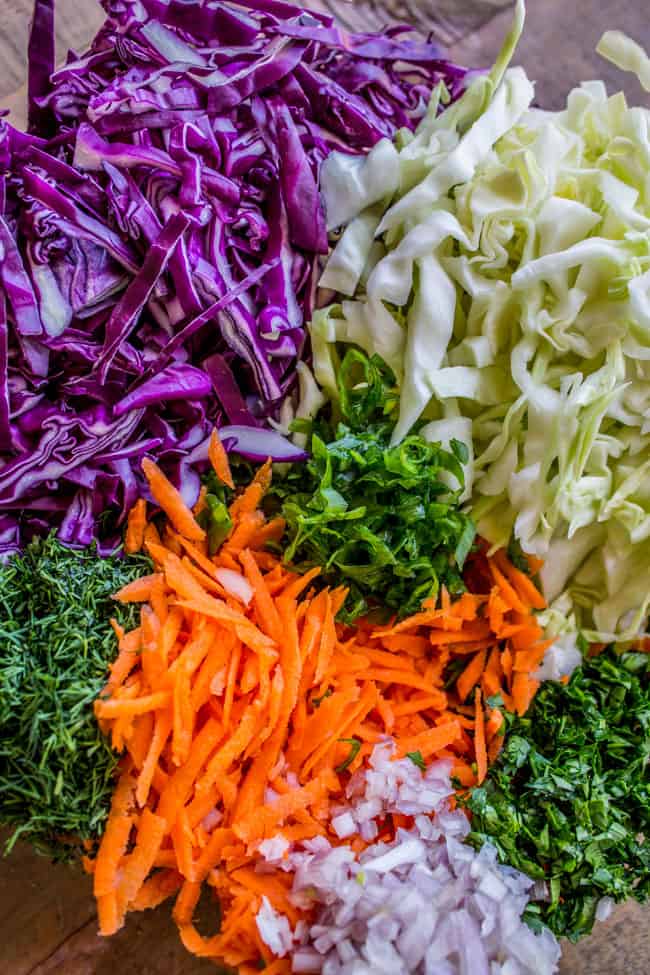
xmin=209 ymin=429 xmax=235 ymax=490
xmin=474 ymin=688 xmax=488 ymax=785
xmin=230 ymin=458 xmax=272 ymax=521
xmin=493 ymin=549 xmax=546 ymax=609
xmin=131 ymin=870 xmax=183 ymax=912
xmin=394 ymin=721 xmax=462 ymax=759
xmin=193 ymin=485 xmax=208 ymax=518
xmin=94 ymin=441 xmax=550 ymax=973
xmin=95 ymin=692 xmax=171 ymax=719
xmin=97 ymin=894 xmax=121 ymax=937
xmin=94 ymin=772 xmax=136 ymax=921
xmin=115 ymin=574 xmax=163 ymax=604
xmin=142 ymin=457 xmax=206 ymax=542
xmin=125 ymin=499 xmax=147 ymax=554
xmin=456 ymin=648 xmax=488 ymax=702
xmin=512 ymin=672 xmax=540 ymax=716
xmin=485 ymin=707 xmax=504 ymax=742
xmin=117 ymin=808 xmax=166 ymax=911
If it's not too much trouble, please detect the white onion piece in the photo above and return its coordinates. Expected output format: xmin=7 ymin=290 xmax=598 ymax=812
xmin=214 ymin=567 xmax=253 ymax=605
xmin=256 ymin=897 xmax=294 ymax=957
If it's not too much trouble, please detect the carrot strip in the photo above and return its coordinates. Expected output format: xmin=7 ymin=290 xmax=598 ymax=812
xmin=512 ymin=672 xmax=540 ymax=716
xmin=363 ymin=669 xmax=441 ymax=694
xmin=488 ymin=560 xmax=528 ymax=614
xmin=193 ymin=828 xmax=235 ymax=883
xmin=428 ymin=623 xmax=493 ymax=645
xmin=174 ymin=598 xmax=275 ymax=655
xmin=391 ymin=692 xmax=448 ymax=717
xmin=229 ymin=459 xmax=272 ymax=521
xmin=239 ymin=548 xmax=283 ymax=643
xmin=191 ymin=642 xmax=231 ymax=713
xmin=513 ymin=643 xmax=552 ymax=673
xmin=126 ymin=711 xmax=154 ymax=770
xmin=480 ymin=646 xmax=503 ymax=699
xmin=493 ymin=549 xmax=546 ymax=609
xmin=222 ymin=639 xmax=242 ymax=731
xmin=157 ymin=717 xmax=224 ymax=827
xmin=209 ymin=429 xmax=235 ymax=490
xmin=380 ymin=634 xmax=430 ymax=657
xmin=172 ymin=661 xmax=193 ymax=768
xmin=488 ymin=733 xmax=505 ymax=764
xmin=474 ymin=689 xmax=488 ymax=785
xmin=142 ymin=457 xmax=206 ymax=542
xmin=394 ymin=721 xmax=462 ymax=760
xmin=118 ymin=809 xmax=166 ymax=909
xmin=248 ymin=517 xmax=286 ymax=549
xmin=121 ymin=589 xmax=159 ymax=639
xmin=314 ymin=591 xmax=337 ymax=684
xmin=105 ymin=635 xmax=141 ymax=695
xmin=143 ymin=521 xmax=162 ymax=553
xmin=125 ymin=499 xmax=147 ymax=554
xmin=137 ymin=711 xmax=173 ymax=808
xmin=173 ymin=879 xmax=203 ymax=926
xmin=177 ymin=536 xmax=227 ymax=588
xmin=95 ymin=692 xmax=171 ymax=719
xmin=452 ymin=762 xmax=477 ymax=787
xmin=456 ymin=648 xmax=488 ymax=703
xmin=97 ymin=894 xmax=121 ymax=936
xmin=502 ymin=646 xmax=514 ymax=688
xmin=223 ymin=510 xmax=266 ymax=555
xmin=131 ymin=870 xmax=183 ymax=912
xmin=281 ymin=567 xmax=321 ymax=602
xmin=171 ymin=808 xmax=195 ymax=880
xmin=94 ymin=774 xmax=135 ymax=898
xmin=485 ymin=707 xmax=504 ymax=741
xmin=196 ymin=706 xmax=260 ymax=798
xmin=149 ymin=574 xmax=169 ymax=624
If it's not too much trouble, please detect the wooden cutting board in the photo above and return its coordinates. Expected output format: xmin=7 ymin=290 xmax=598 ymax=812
xmin=0 ymin=1 xmax=648 ymax=973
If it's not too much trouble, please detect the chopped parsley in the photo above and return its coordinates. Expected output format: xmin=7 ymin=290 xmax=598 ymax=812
xmin=270 ymin=349 xmax=475 ymax=621
xmin=466 ymin=649 xmax=650 ymax=941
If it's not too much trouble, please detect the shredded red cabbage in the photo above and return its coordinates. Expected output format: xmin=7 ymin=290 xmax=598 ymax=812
xmin=0 ymin=0 xmax=473 ymax=553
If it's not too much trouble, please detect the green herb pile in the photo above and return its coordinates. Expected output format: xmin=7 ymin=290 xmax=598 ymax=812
xmin=467 ymin=649 xmax=650 ymax=941
xmin=271 ymin=349 xmax=476 ymax=621
xmin=0 ymin=537 xmax=150 ymax=861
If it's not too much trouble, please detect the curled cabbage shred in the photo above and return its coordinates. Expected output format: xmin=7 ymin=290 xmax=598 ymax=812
xmin=312 ymin=0 xmax=650 ymax=643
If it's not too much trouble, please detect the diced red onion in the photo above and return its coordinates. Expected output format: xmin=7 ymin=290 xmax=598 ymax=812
xmin=256 ymin=741 xmax=562 ymax=974
xmin=214 ymin=567 xmax=253 ymax=605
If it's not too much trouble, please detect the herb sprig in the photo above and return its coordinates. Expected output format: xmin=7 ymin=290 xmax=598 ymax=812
xmin=466 ymin=649 xmax=650 ymax=941
xmin=0 ymin=536 xmax=150 ymax=860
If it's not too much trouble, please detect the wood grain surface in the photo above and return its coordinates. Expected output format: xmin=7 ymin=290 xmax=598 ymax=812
xmin=0 ymin=1 xmax=649 ymax=973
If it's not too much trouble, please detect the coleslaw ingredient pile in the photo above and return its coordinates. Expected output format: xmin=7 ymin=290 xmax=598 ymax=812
xmin=467 ymin=647 xmax=650 ymax=941
xmin=0 ymin=0 xmax=473 ymax=554
xmin=0 ymin=536 xmax=149 ymax=860
xmin=311 ymin=0 xmax=650 ymax=644
xmin=271 ymin=349 xmax=476 ymax=620
xmin=258 ymin=742 xmax=561 ymax=975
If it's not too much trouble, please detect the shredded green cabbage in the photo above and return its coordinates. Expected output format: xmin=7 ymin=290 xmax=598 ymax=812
xmin=310 ymin=0 xmax=650 ymax=643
